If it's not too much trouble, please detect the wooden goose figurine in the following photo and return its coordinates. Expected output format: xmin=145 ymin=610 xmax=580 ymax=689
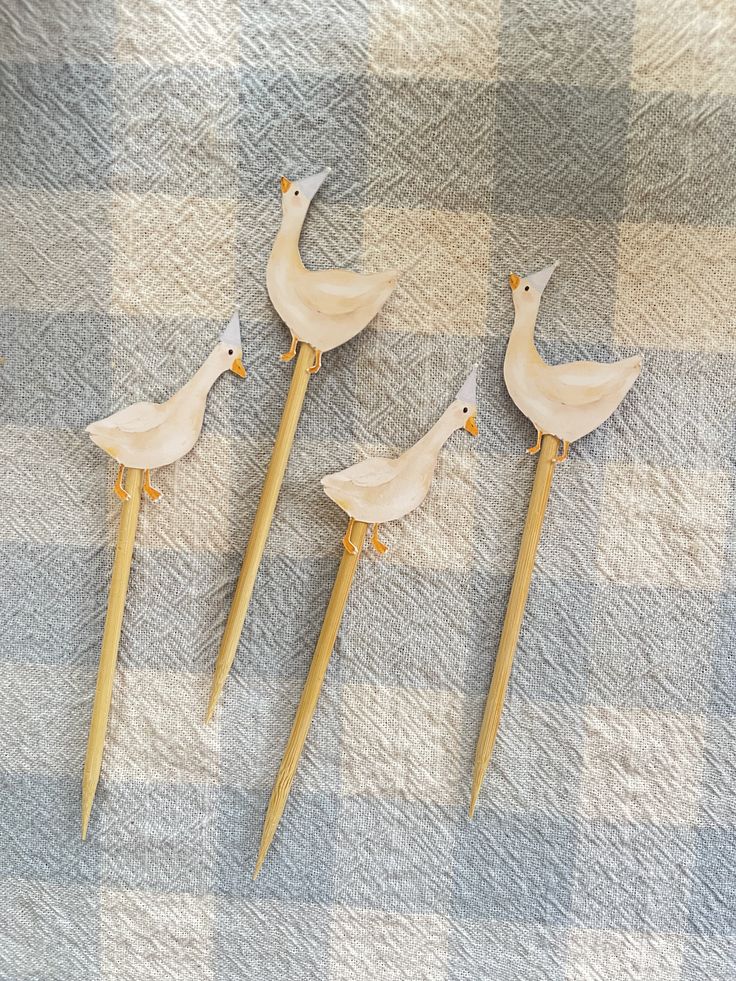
xmin=253 ymin=366 xmax=479 ymax=877
xmin=86 ymin=312 xmax=246 ymax=501
xmin=504 ymin=262 xmax=641 ymax=462
xmin=322 ymin=366 xmax=479 ymax=555
xmin=267 ymin=167 xmax=399 ymax=373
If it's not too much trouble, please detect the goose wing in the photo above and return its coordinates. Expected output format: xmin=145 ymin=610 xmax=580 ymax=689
xmin=86 ymin=400 xmax=166 ymax=435
xmin=322 ymin=456 xmax=399 ymax=489
xmin=296 ymin=268 xmax=396 ymax=317
xmin=532 ymin=358 xmax=639 ymax=407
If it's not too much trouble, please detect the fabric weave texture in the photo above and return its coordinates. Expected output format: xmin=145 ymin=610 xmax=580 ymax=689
xmin=0 ymin=0 xmax=735 ymax=978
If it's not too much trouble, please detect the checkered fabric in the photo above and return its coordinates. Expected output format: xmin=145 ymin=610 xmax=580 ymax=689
xmin=1 ymin=0 xmax=735 ymax=978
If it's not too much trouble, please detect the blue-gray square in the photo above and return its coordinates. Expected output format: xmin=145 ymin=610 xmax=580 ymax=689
xmin=112 ymin=66 xmax=239 ymax=198
xmin=462 ymin=568 xmax=513 ymax=694
xmin=214 ymin=893 xmax=330 ymax=981
xmin=688 ymin=827 xmax=736 ymax=936
xmin=0 ymin=543 xmax=107 ymax=667
xmin=590 ymin=584 xmax=717 ymax=713
xmin=572 ymin=820 xmax=695 ymax=932
xmin=681 ymin=934 xmax=736 ymax=981
xmin=239 ymin=71 xmax=369 ymax=205
xmin=604 ymin=350 xmax=736 ymax=469
xmin=0 ymin=310 xmax=112 ymax=428
xmin=453 ymin=811 xmax=577 ymax=923
xmin=709 ymin=589 xmax=736 ymax=718
xmin=512 ymin=575 xmax=594 ymax=704
xmin=0 ymin=62 xmax=112 ymax=190
xmin=0 ymin=773 xmax=100 ymax=885
xmin=626 ymin=91 xmax=736 ymax=225
xmin=367 ymin=75 xmax=494 ymax=213
xmin=492 ymin=81 xmax=630 ymax=220
xmin=498 ymin=0 xmax=634 ymax=88
xmin=332 ymin=798 xmax=461 ymax=914
xmin=232 ymin=554 xmax=337 ymax=682
xmin=341 ymin=564 xmax=474 ymax=692
xmin=97 ymin=781 xmax=215 ymax=894
xmin=447 ymin=916 xmax=567 ymax=981
xmin=214 ymin=786 xmax=337 ymax=904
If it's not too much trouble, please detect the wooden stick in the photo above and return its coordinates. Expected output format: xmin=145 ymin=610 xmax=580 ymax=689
xmin=469 ymin=434 xmax=559 ymax=817
xmin=206 ymin=342 xmax=315 ymax=722
xmin=253 ymin=520 xmax=368 ymax=878
xmin=81 ymin=466 xmax=143 ymax=839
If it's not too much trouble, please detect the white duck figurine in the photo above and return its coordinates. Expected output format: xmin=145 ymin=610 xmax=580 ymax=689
xmin=504 ymin=263 xmax=642 ymax=462
xmin=322 ymin=367 xmax=479 ymax=554
xmin=266 ymin=168 xmax=399 ymax=374
xmin=86 ymin=313 xmax=246 ymax=501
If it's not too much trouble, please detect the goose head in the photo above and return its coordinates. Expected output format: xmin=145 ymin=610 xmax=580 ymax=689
xmin=448 ymin=365 xmax=479 ymax=436
xmin=279 ymin=167 xmax=331 ymax=219
xmin=217 ymin=311 xmax=246 ymax=377
xmin=509 ymin=261 xmax=558 ymax=312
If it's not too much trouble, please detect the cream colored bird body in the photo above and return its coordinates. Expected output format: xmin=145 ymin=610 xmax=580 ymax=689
xmin=267 ymin=169 xmax=398 ymax=362
xmin=86 ymin=313 xmax=245 ymax=497
xmin=504 ymin=264 xmax=641 ymax=447
xmin=322 ymin=368 xmax=478 ymax=541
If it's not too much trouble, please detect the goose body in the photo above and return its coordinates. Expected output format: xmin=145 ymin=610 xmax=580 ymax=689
xmin=267 ymin=169 xmax=398 ymax=365
xmin=86 ymin=313 xmax=245 ymax=499
xmin=322 ymin=368 xmax=478 ymax=551
xmin=504 ymin=264 xmax=641 ymax=447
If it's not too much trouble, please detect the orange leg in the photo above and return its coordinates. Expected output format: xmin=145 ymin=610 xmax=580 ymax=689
xmin=527 ymin=428 xmax=543 ymax=455
xmin=143 ymin=468 xmax=162 ymax=501
xmin=114 ymin=464 xmax=130 ymax=502
xmin=371 ymin=523 xmax=388 ymax=554
xmin=342 ymin=517 xmax=359 ymax=555
xmin=307 ymin=349 xmax=322 ymax=374
xmin=553 ymin=440 xmax=570 ymax=464
xmin=279 ymin=335 xmax=299 ymax=362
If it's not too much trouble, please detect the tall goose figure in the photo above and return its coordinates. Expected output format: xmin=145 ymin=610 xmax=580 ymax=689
xmin=504 ymin=262 xmax=641 ymax=462
xmin=267 ymin=168 xmax=398 ymax=373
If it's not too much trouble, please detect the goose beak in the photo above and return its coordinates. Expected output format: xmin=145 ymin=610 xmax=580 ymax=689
xmin=280 ymin=176 xmax=292 ymax=193
xmin=231 ymin=357 xmax=246 ymax=378
xmin=465 ymin=415 xmax=478 ymax=436
xmin=509 ymin=273 xmax=520 ymax=290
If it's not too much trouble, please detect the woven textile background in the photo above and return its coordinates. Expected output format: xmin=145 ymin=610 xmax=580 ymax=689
xmin=1 ymin=0 xmax=735 ymax=978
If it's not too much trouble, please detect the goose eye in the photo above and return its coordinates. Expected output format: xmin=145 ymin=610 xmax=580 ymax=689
xmin=463 ymin=406 xmax=468 ymax=413
xmin=524 ymin=285 xmax=529 ymax=292
xmin=228 ymin=349 xmax=233 ymax=355
xmin=294 ymin=190 xmax=299 ymax=196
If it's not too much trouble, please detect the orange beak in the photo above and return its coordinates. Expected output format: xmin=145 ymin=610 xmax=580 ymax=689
xmin=464 ymin=415 xmax=478 ymax=436
xmin=280 ymin=176 xmax=292 ymax=194
xmin=509 ymin=273 xmax=520 ymax=290
xmin=231 ymin=357 xmax=246 ymax=378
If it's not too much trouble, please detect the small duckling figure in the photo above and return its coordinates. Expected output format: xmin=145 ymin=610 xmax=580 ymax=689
xmin=503 ymin=263 xmax=641 ymax=462
xmin=322 ymin=367 xmax=479 ymax=554
xmin=266 ymin=168 xmax=398 ymax=373
xmin=86 ymin=313 xmax=246 ymax=501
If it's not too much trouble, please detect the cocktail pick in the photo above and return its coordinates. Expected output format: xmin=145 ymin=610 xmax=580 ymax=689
xmin=253 ymin=367 xmax=479 ymax=877
xmin=81 ymin=314 xmax=246 ymax=839
xmin=206 ymin=168 xmax=399 ymax=721
xmin=469 ymin=263 xmax=642 ymax=816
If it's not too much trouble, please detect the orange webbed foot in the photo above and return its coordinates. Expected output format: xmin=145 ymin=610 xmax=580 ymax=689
xmin=371 ymin=524 xmax=388 ymax=554
xmin=527 ymin=429 xmax=543 ymax=455
xmin=279 ymin=336 xmax=298 ymax=362
xmin=143 ymin=469 xmax=162 ymax=501
xmin=553 ymin=440 xmax=570 ymax=464
xmin=307 ymin=349 xmax=322 ymax=374
xmin=342 ymin=518 xmax=359 ymax=555
xmin=114 ymin=465 xmax=130 ymax=502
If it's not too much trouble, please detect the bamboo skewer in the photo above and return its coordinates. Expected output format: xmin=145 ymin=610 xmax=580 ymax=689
xmin=253 ymin=520 xmax=368 ymax=878
xmin=469 ymin=434 xmax=559 ymax=817
xmin=81 ymin=466 xmax=143 ymax=839
xmin=206 ymin=342 xmax=315 ymax=722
